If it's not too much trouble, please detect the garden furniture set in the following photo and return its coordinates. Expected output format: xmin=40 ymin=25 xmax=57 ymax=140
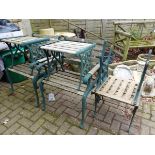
xmin=0 ymin=30 xmax=153 ymax=132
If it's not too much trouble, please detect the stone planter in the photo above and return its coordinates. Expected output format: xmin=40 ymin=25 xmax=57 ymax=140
xmin=137 ymin=54 xmax=155 ymax=68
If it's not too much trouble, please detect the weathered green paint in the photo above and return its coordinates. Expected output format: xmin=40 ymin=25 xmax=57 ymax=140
xmin=3 ymin=37 xmax=51 ymax=108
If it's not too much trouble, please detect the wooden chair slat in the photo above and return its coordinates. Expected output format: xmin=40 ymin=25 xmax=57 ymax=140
xmin=116 ymin=80 xmax=129 ymax=97
xmin=108 ymin=78 xmax=122 ymax=95
xmin=13 ymin=64 xmax=33 ymax=75
xmin=124 ymin=81 xmax=138 ymax=100
xmin=96 ymin=76 xmax=139 ymax=106
xmin=8 ymin=68 xmax=33 ymax=79
xmin=49 ymin=74 xmax=86 ymax=90
xmin=44 ymin=80 xmax=84 ymax=96
xmin=12 ymin=64 xmax=30 ymax=72
xmin=97 ymin=91 xmax=132 ymax=105
xmin=56 ymin=71 xmax=79 ymax=78
xmin=53 ymin=73 xmax=81 ymax=83
xmin=47 ymin=76 xmax=86 ymax=92
xmin=100 ymin=76 xmax=116 ymax=92
xmin=57 ymin=71 xmax=80 ymax=79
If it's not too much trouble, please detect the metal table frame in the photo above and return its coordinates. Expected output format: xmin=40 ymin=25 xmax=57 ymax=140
xmin=41 ymin=40 xmax=96 ymax=89
xmin=0 ymin=36 xmax=51 ymax=108
xmin=1 ymin=36 xmax=50 ymax=67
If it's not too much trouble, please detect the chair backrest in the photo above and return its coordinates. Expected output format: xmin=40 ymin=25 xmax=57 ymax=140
xmin=133 ymin=49 xmax=152 ymax=105
xmin=95 ymin=41 xmax=114 ymax=88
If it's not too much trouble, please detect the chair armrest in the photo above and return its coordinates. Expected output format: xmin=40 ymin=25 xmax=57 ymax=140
xmin=35 ymin=63 xmax=46 ymax=71
xmin=29 ymin=61 xmax=39 ymax=69
xmin=83 ymin=64 xmax=100 ymax=84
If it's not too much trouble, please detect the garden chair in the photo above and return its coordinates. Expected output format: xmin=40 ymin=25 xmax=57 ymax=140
xmin=94 ymin=48 xmax=152 ymax=132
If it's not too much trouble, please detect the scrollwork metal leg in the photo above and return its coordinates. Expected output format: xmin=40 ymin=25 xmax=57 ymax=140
xmin=80 ymin=86 xmax=93 ymax=128
xmin=39 ymin=80 xmax=46 ymax=111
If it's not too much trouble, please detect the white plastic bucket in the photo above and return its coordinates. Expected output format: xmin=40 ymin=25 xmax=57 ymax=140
xmin=39 ymin=28 xmax=55 ymax=36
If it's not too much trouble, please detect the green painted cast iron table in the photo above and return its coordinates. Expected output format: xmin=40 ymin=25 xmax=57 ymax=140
xmin=1 ymin=36 xmax=51 ymax=108
xmin=1 ymin=36 xmax=50 ymax=66
xmin=41 ymin=40 xmax=96 ymax=89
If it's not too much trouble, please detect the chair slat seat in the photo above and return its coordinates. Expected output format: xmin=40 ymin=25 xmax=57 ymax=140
xmin=43 ymin=70 xmax=87 ymax=95
xmin=96 ymin=76 xmax=138 ymax=105
xmin=8 ymin=63 xmax=36 ymax=78
xmin=8 ymin=55 xmax=56 ymax=79
xmin=94 ymin=49 xmax=152 ymax=133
